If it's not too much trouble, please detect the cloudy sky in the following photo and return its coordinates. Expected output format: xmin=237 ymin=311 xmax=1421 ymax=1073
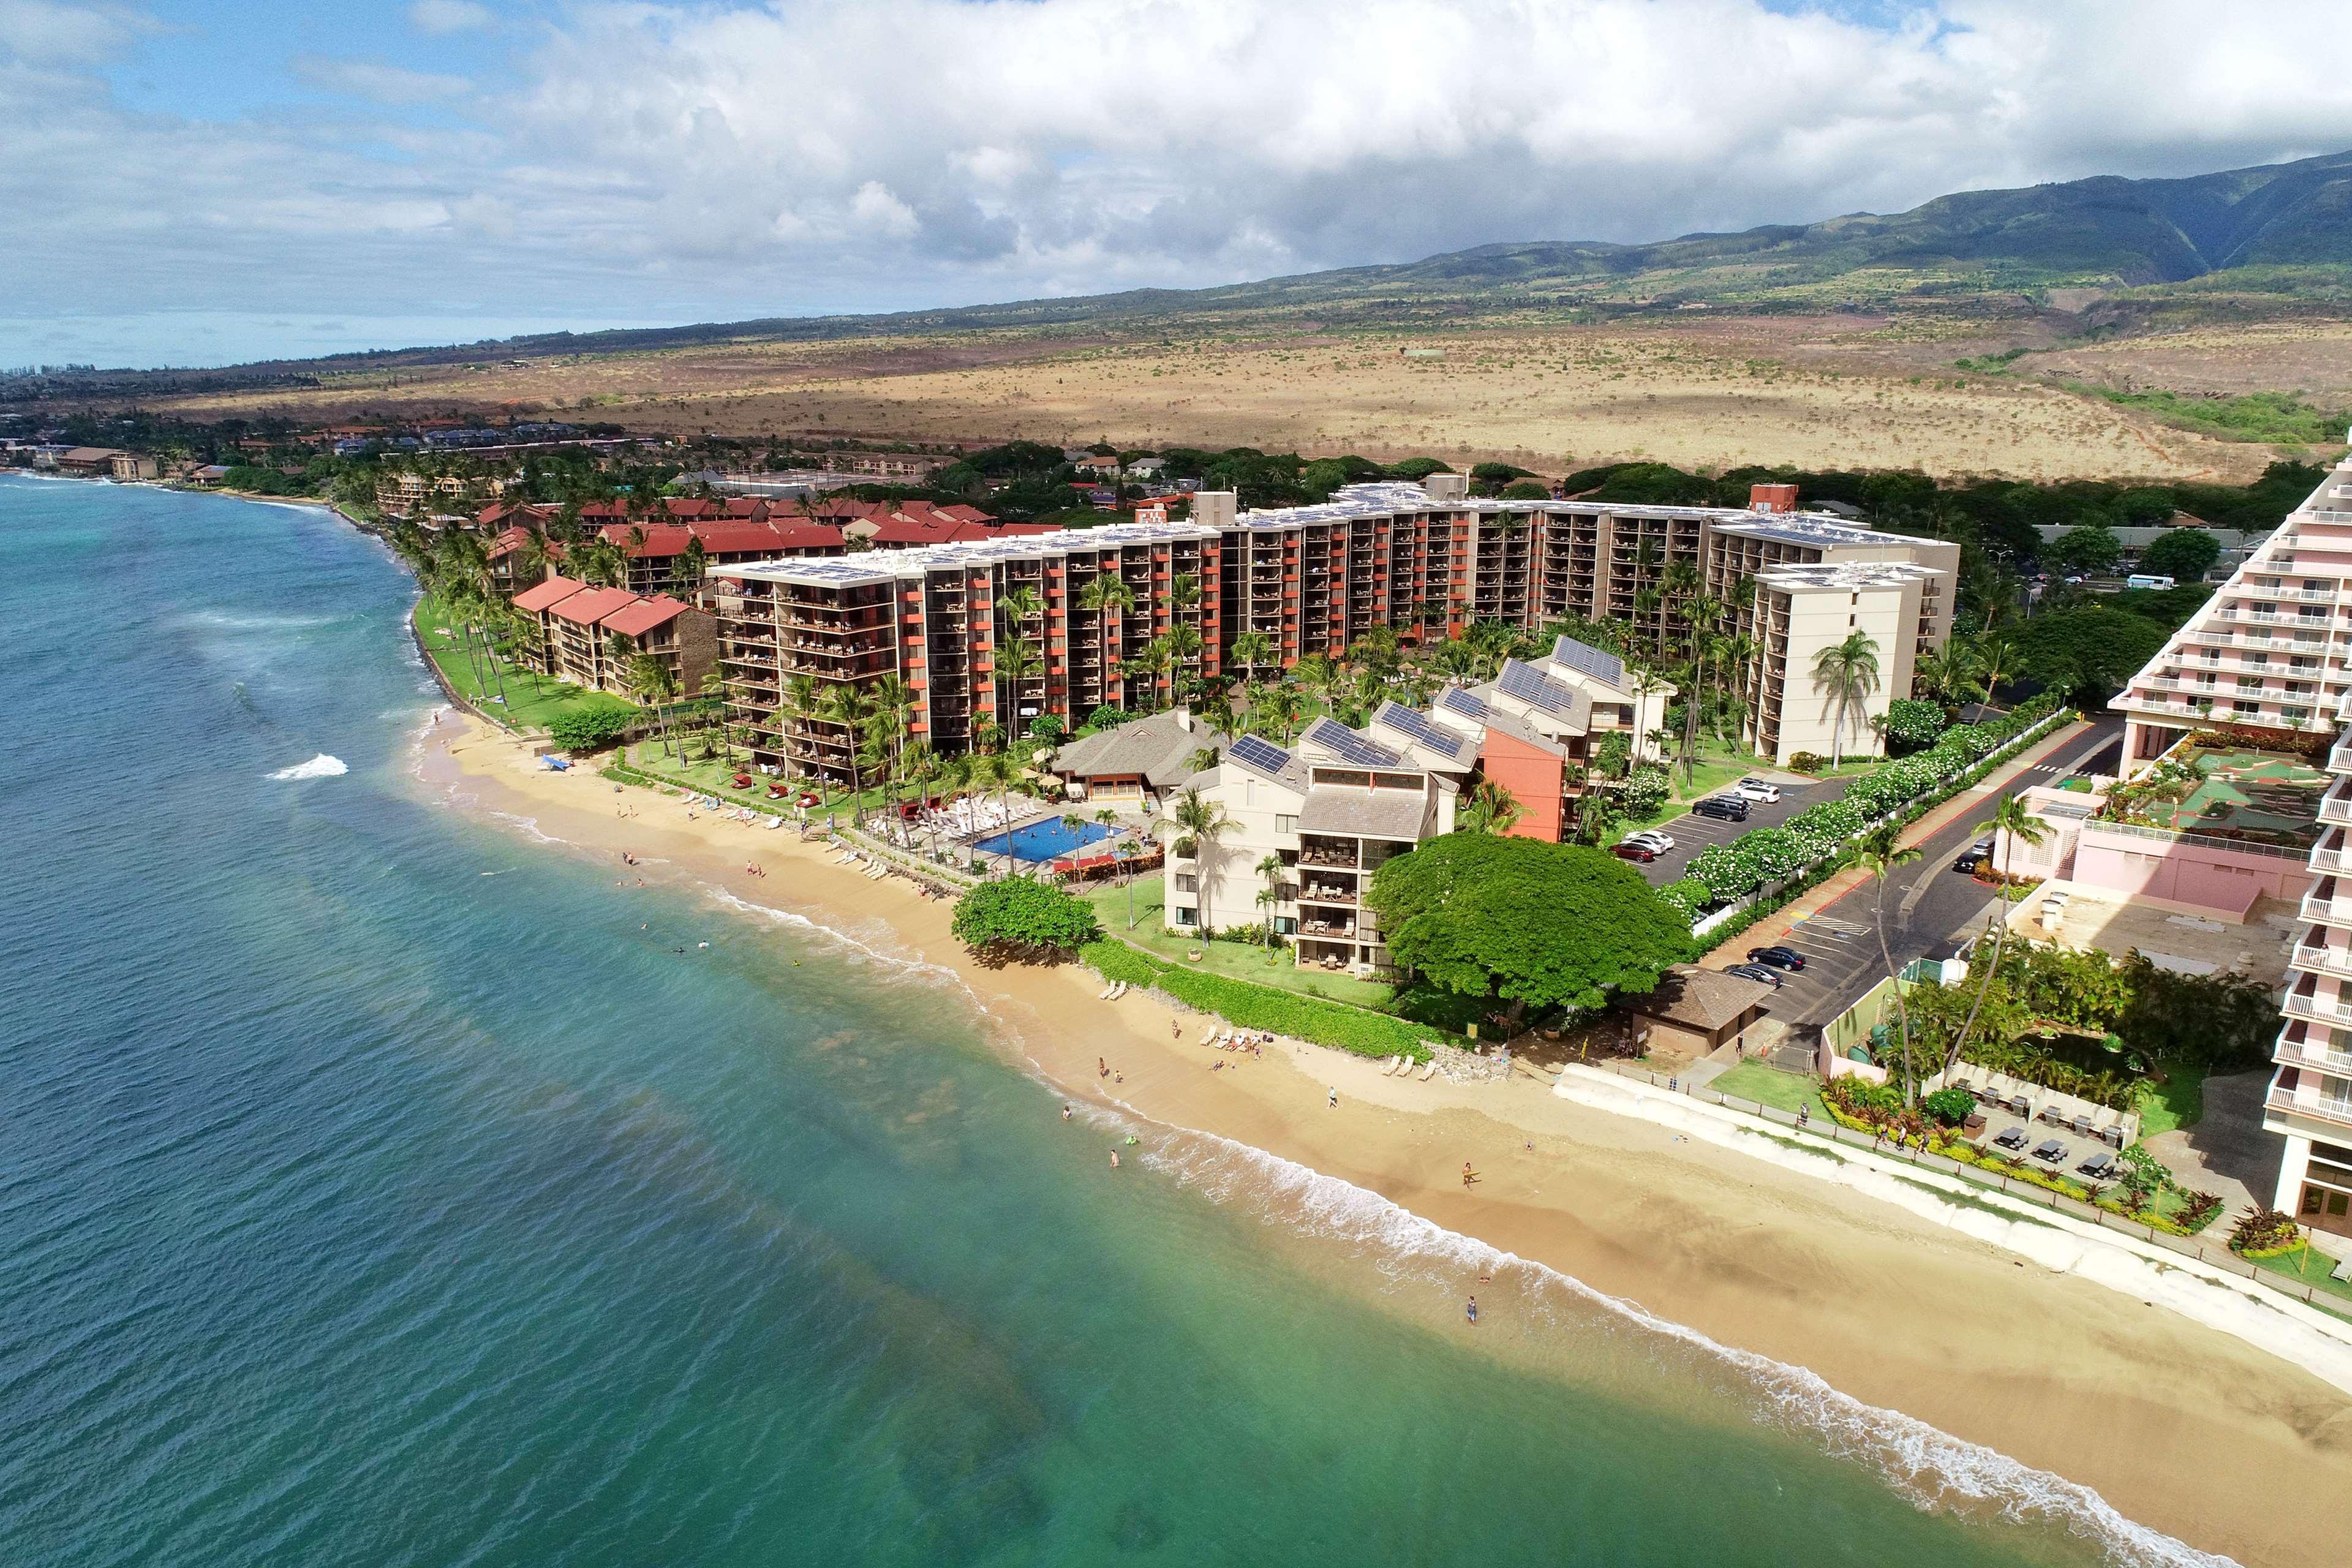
xmin=6 ymin=0 xmax=2348 ymax=368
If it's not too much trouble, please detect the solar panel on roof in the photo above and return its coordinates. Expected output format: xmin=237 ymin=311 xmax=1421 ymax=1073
xmin=1550 ymin=636 xmax=1625 ymax=687
xmin=1498 ymin=658 xmax=1581 ymax=720
xmin=1302 ymin=717 xmax=1403 ymax=767
xmin=1374 ymin=701 xmax=1471 ymax=756
xmin=1435 ymin=687 xmax=1490 ymax=722
xmin=1227 ymin=734 xmax=1294 ymax=778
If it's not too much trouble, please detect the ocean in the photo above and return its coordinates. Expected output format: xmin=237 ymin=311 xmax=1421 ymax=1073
xmin=0 ymin=475 xmax=2214 ymax=1566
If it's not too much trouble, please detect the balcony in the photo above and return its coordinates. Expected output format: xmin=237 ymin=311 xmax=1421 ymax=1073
xmin=2264 ymin=1068 xmax=2352 ymax=1131
xmin=2291 ymin=940 xmax=2352 ymax=978
xmin=2322 ymin=782 xmax=2352 ymax=827
xmin=2282 ymin=987 xmax=2352 ymax=1029
xmin=2302 ymin=884 xmax=2352 ymax=929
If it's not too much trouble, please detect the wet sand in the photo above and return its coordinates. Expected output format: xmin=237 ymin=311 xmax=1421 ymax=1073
xmin=425 ymin=714 xmax=2352 ymax=1566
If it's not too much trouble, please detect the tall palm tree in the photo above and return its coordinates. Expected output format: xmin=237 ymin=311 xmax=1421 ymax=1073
xmin=1131 ymin=636 xmax=1173 ymax=711
xmin=1060 ymin=812 xmax=1092 ymax=886
xmin=1115 ymin=838 xmax=1144 ymax=929
xmin=1915 ymin=639 xmax=1986 ymax=712
xmin=823 ymin=682 xmax=872 ymax=821
xmin=1077 ymin=569 xmax=1136 ymax=709
xmin=1855 ymin=823 xmax=1924 ymax=1105
xmin=1231 ymin=629 xmax=1276 ymax=681
xmin=1973 ymin=633 xmax=2016 ymax=715
xmin=900 ymin=739 xmax=941 ymax=852
xmin=994 ymin=584 xmax=1044 ymax=728
xmin=976 ymin=750 xmax=1020 ymax=865
xmin=1163 ymin=620 xmax=1204 ymax=703
xmin=1156 ymin=786 xmax=1232 ymax=937
xmin=868 ymin=673 xmax=916 ymax=793
xmin=1169 ymin=570 xmax=1203 ymax=691
xmin=785 ymin=673 xmax=826 ymax=807
xmin=995 ymin=635 xmax=1042 ymax=747
xmin=1945 ymin=794 xmax=2051 ymax=1077
xmin=628 ymin=654 xmax=679 ymax=758
xmin=1811 ymin=630 xmax=1882 ymax=768
xmin=1254 ymin=852 xmax=1285 ymax=949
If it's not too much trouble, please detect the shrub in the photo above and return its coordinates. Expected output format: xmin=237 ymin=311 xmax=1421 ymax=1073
xmin=1027 ymin=714 xmax=1067 ymax=747
xmin=1621 ymin=766 xmax=1670 ymax=817
xmin=1881 ymin=697 xmax=1945 ymax=753
xmin=1787 ymin=752 xmax=1829 ymax=774
xmin=2230 ymin=1204 xmax=2304 ymax=1256
xmin=548 ymin=706 xmax=636 ymax=753
xmin=1922 ymin=1086 xmax=1977 ymax=1126
xmin=1657 ymin=876 xmax=1709 ymax=921
xmin=951 ymin=878 xmax=1101 ymax=959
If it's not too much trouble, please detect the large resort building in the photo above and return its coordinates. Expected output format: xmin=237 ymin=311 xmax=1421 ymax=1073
xmin=709 ymin=474 xmax=1956 ymax=785
xmin=2109 ymin=451 xmax=2352 ymax=1237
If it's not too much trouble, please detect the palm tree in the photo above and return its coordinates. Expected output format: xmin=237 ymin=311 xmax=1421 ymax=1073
xmin=1914 ymin=639 xmax=1986 ymax=713
xmin=1574 ymin=788 xmax=1622 ymax=846
xmin=1254 ymin=852 xmax=1285 ymax=949
xmin=1973 ymin=633 xmax=2016 ymax=714
xmin=1156 ymin=786 xmax=1232 ymax=937
xmin=1460 ymin=778 xmax=1523 ymax=835
xmin=869 ymin=673 xmax=916 ymax=794
xmin=1945 ymin=794 xmax=2051 ymax=1077
xmin=976 ymin=750 xmax=1020 ymax=865
xmin=1169 ymin=570 xmax=1203 ymax=691
xmin=1811 ymin=630 xmax=1882 ymax=768
xmin=823 ymin=682 xmax=872 ymax=821
xmin=1115 ymin=838 xmax=1144 ymax=929
xmin=1163 ymin=620 xmax=1204 ymax=703
xmin=900 ymin=739 xmax=941 ymax=853
xmin=785 ymin=673 xmax=827 ymax=808
xmin=1131 ymin=636 xmax=1173 ymax=710
xmin=628 ymin=654 xmax=679 ymax=757
xmin=995 ymin=636 xmax=1043 ymax=748
xmin=1059 ymin=812 xmax=1092 ymax=886
xmin=1293 ymin=652 xmax=1343 ymax=712
xmin=993 ymin=582 xmax=1044 ymax=723
xmin=1855 ymin=823 xmax=1924 ymax=1106
xmin=1231 ymin=629 xmax=1276 ymax=681
xmin=1077 ymin=569 xmax=1136 ymax=708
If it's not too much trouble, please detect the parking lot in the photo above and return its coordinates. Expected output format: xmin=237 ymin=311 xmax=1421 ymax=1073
xmin=1626 ymin=772 xmax=1854 ymax=888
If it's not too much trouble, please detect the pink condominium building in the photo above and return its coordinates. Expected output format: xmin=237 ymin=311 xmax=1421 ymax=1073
xmin=2113 ymin=451 xmax=2352 ymax=1234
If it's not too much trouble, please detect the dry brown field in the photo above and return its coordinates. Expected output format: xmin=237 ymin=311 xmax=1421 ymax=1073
xmin=144 ymin=312 xmax=2290 ymax=481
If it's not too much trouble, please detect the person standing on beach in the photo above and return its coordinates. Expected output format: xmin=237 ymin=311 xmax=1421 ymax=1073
xmin=1465 ymin=1297 xmax=1477 ymax=1326
xmin=1327 ymin=1087 xmax=1337 ymax=1109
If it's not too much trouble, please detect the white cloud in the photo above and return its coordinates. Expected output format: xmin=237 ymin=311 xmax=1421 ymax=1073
xmin=0 ymin=0 xmax=153 ymax=65
xmin=291 ymin=55 xmax=471 ymax=104
xmin=6 ymin=0 xmax=2352 ymax=364
xmin=407 ymin=0 xmax=493 ymax=35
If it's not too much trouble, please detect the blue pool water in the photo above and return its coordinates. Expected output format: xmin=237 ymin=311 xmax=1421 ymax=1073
xmin=974 ymin=816 xmax=1118 ymax=862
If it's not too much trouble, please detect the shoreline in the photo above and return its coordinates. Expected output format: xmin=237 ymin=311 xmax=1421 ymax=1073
xmin=420 ymin=712 xmax=2352 ymax=1566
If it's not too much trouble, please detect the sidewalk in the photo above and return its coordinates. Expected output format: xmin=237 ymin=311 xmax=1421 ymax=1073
xmin=1708 ymin=718 xmax=2092 ymax=962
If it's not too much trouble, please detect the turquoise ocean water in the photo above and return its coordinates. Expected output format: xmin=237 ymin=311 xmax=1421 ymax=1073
xmin=0 ymin=476 xmax=2222 ymax=1566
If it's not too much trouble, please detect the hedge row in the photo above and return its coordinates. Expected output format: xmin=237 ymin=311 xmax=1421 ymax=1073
xmin=1079 ymin=941 xmax=1441 ymax=1063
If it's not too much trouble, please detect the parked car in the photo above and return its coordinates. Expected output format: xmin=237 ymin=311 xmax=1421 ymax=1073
xmin=1951 ymin=835 xmax=1996 ymax=873
xmin=1609 ymin=842 xmax=1657 ymax=863
xmin=1691 ymin=796 xmax=1750 ymax=823
xmin=1725 ymin=963 xmax=1783 ymax=989
xmin=1624 ymin=829 xmax=1675 ymax=853
xmin=1732 ymin=778 xmax=1781 ymax=804
xmin=1747 ymin=946 xmax=1806 ymax=972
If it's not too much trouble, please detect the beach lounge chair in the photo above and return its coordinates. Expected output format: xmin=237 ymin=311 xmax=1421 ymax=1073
xmin=2332 ymin=1254 xmax=2352 ymax=1285
xmin=1099 ymin=982 xmax=1115 ymax=1000
xmin=1419 ymin=1060 xmax=1436 ymax=1081
xmin=1379 ymin=1055 xmax=1399 ymax=1076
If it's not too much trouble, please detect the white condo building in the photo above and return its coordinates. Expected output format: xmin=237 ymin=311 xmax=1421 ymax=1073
xmin=2112 ymin=451 xmax=2352 ymax=1235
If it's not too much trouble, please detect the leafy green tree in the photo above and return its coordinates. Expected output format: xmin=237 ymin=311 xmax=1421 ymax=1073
xmin=1946 ymin=793 xmax=2050 ymax=1077
xmin=548 ymin=706 xmax=635 ymax=753
xmin=2051 ymin=523 xmax=2122 ymax=575
xmin=1156 ymin=787 xmax=1232 ymax=934
xmin=950 ymin=878 xmax=1101 ymax=960
xmin=1365 ymin=835 xmax=1689 ymax=1023
xmin=1879 ymin=696 xmax=1945 ymax=753
xmin=2136 ymin=527 xmax=2221 ymax=582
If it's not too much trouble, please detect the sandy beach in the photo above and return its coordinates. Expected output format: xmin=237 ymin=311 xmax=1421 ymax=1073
xmin=425 ymin=712 xmax=2352 ymax=1566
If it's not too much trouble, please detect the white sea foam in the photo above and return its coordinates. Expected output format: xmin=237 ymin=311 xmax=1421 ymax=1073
xmin=705 ymin=889 xmax=971 ymax=993
xmin=267 ymin=754 xmax=348 ymax=780
xmin=1134 ymin=1123 xmax=2237 ymax=1568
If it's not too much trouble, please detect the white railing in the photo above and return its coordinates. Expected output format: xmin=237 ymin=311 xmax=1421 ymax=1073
xmin=2277 ymin=1031 xmax=2352 ymax=1076
xmin=2282 ymin=990 xmax=2352 ymax=1028
xmin=2302 ymin=892 xmax=2352 ymax=926
xmin=2292 ymin=943 xmax=2352 ymax=977
xmin=2323 ymin=788 xmax=2352 ymax=827
xmin=2266 ymin=1085 xmax=2352 ymax=1127
xmin=2312 ymin=840 xmax=2352 ymax=874
xmin=2084 ymin=817 xmax=2314 ymax=860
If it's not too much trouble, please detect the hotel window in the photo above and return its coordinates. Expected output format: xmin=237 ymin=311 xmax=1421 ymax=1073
xmin=1174 ymin=905 xmax=1197 ymax=927
xmin=1176 ymin=873 xmax=1197 ymax=894
xmin=1275 ymin=814 xmax=1299 ymax=834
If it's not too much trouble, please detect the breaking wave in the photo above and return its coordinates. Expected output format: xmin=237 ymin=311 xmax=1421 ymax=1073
xmin=267 ymin=753 xmax=347 ymax=780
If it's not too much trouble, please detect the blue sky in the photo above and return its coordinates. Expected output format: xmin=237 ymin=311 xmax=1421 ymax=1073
xmin=5 ymin=0 xmax=2348 ymax=368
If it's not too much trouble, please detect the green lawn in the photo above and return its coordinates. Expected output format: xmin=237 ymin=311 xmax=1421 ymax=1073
xmin=2133 ymin=1063 xmax=2207 ymax=1137
xmin=414 ymin=596 xmax=635 ymax=732
xmin=2241 ymin=1244 xmax=2352 ymax=1318
xmin=1709 ymin=1061 xmax=1830 ymax=1121
xmin=1084 ymin=879 xmax=1399 ymax=1010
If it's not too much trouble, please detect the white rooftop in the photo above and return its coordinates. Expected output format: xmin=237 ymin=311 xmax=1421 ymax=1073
xmin=715 ymin=519 xmax=1224 ymax=587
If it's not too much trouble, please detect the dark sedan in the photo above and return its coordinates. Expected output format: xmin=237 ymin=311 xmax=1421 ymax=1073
xmin=1747 ymin=946 xmax=1807 ymax=972
xmin=1724 ymin=963 xmax=1784 ymax=989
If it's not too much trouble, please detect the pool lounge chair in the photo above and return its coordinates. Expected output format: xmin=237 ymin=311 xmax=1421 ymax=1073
xmin=1379 ymin=1055 xmax=1400 ymax=1076
xmin=1419 ymin=1060 xmax=1436 ymax=1082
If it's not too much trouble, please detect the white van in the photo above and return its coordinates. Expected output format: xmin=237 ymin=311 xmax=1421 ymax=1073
xmin=2125 ymin=573 xmax=2176 ymax=590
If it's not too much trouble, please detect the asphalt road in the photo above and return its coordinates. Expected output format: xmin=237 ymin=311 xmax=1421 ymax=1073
xmin=1628 ymin=771 xmax=1856 ymax=886
xmin=1766 ymin=715 xmax=2127 ymax=1031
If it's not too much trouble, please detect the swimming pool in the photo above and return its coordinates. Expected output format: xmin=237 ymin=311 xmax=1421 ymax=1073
xmin=973 ymin=818 xmax=1120 ymax=862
